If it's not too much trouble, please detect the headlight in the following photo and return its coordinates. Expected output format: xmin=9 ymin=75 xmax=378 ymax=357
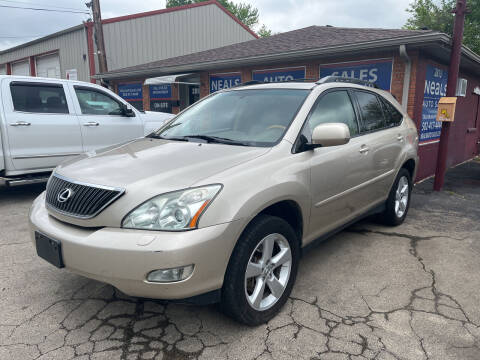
xmin=122 ymin=185 xmax=222 ymax=231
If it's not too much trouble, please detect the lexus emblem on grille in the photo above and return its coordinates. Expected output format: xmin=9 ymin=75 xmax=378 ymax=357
xmin=57 ymin=188 xmax=74 ymax=203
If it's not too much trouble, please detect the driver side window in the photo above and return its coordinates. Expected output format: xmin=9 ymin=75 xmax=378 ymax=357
xmin=306 ymin=90 xmax=359 ymax=137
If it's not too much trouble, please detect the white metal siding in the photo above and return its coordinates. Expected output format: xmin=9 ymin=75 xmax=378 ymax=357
xmin=0 ymin=3 xmax=255 ymax=78
xmin=102 ymin=3 xmax=255 ymax=71
xmin=0 ymin=28 xmax=89 ymax=82
xmin=36 ymin=53 xmax=61 ymax=78
xmin=11 ymin=60 xmax=30 ymax=75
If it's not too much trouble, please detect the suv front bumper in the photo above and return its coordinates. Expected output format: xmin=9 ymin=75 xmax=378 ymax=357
xmin=29 ymin=192 xmax=244 ymax=300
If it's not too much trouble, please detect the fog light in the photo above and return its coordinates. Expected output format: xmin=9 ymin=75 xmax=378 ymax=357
xmin=146 ymin=265 xmax=194 ymax=283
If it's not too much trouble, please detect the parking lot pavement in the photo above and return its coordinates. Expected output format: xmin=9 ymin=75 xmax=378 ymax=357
xmin=0 ymin=160 xmax=479 ymax=360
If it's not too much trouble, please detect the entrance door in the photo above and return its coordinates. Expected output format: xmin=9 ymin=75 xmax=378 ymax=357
xmin=469 ymin=86 xmax=480 ymax=158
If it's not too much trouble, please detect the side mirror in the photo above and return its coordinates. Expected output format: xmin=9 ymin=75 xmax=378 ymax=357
xmin=311 ymin=123 xmax=350 ymax=147
xmin=121 ymin=104 xmax=135 ymax=117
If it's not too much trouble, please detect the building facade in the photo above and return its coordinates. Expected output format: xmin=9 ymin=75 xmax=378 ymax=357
xmin=98 ymin=26 xmax=480 ymax=181
xmin=0 ymin=0 xmax=257 ymax=110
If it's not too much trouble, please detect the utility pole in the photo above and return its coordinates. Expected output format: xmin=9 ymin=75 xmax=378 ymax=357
xmin=91 ymin=0 xmax=108 ymax=74
xmin=433 ymin=0 xmax=468 ymax=191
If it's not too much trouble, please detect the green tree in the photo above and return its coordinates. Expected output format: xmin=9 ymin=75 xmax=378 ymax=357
xmin=257 ymin=24 xmax=272 ymax=37
xmin=166 ymin=0 xmax=269 ymax=34
xmin=404 ymin=0 xmax=480 ymax=55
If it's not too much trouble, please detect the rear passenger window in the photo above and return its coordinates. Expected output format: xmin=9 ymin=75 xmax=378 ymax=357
xmin=381 ymin=98 xmax=403 ymax=127
xmin=354 ymin=91 xmax=385 ymax=132
xmin=10 ymin=83 xmax=69 ymax=114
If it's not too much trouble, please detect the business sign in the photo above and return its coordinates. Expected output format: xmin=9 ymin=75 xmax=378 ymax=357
xmin=189 ymin=85 xmax=200 ymax=104
xmin=319 ymin=60 xmax=393 ymax=90
xmin=419 ymin=65 xmax=448 ymax=143
xmin=252 ymin=67 xmax=306 ymax=83
xmin=149 ymin=84 xmax=172 ymax=100
xmin=210 ymin=72 xmax=241 ymax=93
xmin=150 ymin=100 xmax=172 ymax=114
xmin=118 ymin=83 xmax=143 ymax=100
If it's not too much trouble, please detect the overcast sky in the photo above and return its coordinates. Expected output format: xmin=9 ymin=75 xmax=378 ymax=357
xmin=0 ymin=0 xmax=414 ymax=51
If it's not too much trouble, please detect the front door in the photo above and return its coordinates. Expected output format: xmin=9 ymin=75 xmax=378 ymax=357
xmin=69 ymin=84 xmax=144 ymax=152
xmin=305 ymin=89 xmax=372 ymax=239
xmin=2 ymin=79 xmax=83 ymax=171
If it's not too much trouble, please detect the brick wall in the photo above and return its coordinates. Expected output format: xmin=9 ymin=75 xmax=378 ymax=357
xmin=199 ymin=50 xmax=412 ymax=107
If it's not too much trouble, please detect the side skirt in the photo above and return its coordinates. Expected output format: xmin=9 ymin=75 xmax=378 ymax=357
xmin=302 ymin=202 xmax=386 ymax=256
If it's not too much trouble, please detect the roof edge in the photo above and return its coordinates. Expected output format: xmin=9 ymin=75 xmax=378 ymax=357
xmin=1 ymin=0 xmax=257 ymax=57
xmin=0 ymin=24 xmax=84 ymax=56
xmin=96 ymin=32 xmax=452 ymax=79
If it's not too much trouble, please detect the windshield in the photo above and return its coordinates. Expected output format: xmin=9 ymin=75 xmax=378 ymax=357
xmin=154 ymin=89 xmax=310 ymax=147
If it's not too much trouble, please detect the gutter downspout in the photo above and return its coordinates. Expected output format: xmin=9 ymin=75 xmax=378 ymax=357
xmin=399 ymin=44 xmax=411 ymax=112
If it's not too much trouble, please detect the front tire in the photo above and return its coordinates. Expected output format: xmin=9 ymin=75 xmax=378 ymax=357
xmin=381 ymin=168 xmax=412 ymax=226
xmin=221 ymin=215 xmax=300 ymax=325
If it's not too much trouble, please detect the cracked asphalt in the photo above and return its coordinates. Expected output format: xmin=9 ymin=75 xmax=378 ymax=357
xmin=1 ymin=159 xmax=479 ymax=360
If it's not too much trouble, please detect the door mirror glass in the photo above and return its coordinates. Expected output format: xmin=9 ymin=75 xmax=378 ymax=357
xmin=122 ymin=106 xmax=135 ymax=117
xmin=311 ymin=123 xmax=350 ymax=147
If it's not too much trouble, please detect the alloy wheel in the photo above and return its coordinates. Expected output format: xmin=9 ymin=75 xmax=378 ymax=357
xmin=395 ymin=175 xmax=409 ymax=218
xmin=244 ymin=233 xmax=292 ymax=311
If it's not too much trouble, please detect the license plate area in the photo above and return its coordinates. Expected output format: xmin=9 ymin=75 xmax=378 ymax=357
xmin=35 ymin=232 xmax=64 ymax=268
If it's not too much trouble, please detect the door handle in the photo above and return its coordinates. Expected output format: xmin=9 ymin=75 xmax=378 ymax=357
xmin=397 ymin=134 xmax=404 ymax=141
xmin=359 ymin=145 xmax=369 ymax=154
xmin=83 ymin=122 xmax=99 ymax=127
xmin=10 ymin=121 xmax=31 ymax=126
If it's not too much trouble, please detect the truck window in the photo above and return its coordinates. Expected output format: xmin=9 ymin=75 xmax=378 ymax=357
xmin=10 ymin=83 xmax=69 ymax=114
xmin=74 ymin=87 xmax=123 ymax=116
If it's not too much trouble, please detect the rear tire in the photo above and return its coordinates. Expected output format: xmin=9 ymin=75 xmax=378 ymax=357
xmin=380 ymin=168 xmax=412 ymax=226
xmin=221 ymin=214 xmax=300 ymax=325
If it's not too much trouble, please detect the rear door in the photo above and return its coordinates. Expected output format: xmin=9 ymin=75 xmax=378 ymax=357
xmin=351 ymin=90 xmax=405 ymax=204
xmin=69 ymin=84 xmax=144 ymax=152
xmin=2 ymin=79 xmax=83 ymax=171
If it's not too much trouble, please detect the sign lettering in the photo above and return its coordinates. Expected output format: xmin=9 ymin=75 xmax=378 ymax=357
xmin=118 ymin=83 xmax=143 ymax=100
xmin=252 ymin=67 xmax=306 ymax=83
xmin=210 ymin=73 xmax=241 ymax=93
xmin=319 ymin=60 xmax=393 ymax=90
xmin=149 ymin=84 xmax=172 ymax=99
xmin=420 ymin=65 xmax=448 ymax=143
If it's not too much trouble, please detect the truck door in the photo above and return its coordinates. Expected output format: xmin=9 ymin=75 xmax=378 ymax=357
xmin=69 ymin=84 xmax=144 ymax=152
xmin=2 ymin=79 xmax=83 ymax=172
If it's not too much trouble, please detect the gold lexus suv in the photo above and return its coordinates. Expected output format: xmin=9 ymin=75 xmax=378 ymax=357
xmin=30 ymin=77 xmax=419 ymax=325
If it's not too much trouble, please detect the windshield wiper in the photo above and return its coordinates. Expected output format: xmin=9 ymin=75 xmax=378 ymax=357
xmin=147 ymin=134 xmax=188 ymax=141
xmin=184 ymin=135 xmax=249 ymax=146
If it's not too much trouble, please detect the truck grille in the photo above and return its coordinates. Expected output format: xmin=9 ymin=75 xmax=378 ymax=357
xmin=45 ymin=174 xmax=125 ymax=219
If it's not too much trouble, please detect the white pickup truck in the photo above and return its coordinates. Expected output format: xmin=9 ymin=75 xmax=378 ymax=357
xmin=0 ymin=75 xmax=174 ymax=186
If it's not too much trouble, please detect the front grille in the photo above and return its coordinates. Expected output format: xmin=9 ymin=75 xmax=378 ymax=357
xmin=45 ymin=174 xmax=125 ymax=219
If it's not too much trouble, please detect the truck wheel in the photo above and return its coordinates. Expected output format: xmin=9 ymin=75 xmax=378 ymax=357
xmin=381 ymin=168 xmax=412 ymax=226
xmin=221 ymin=214 xmax=300 ymax=325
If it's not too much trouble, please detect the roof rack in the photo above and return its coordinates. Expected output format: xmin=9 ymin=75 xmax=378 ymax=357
xmin=235 ymin=78 xmax=317 ymax=87
xmin=316 ymin=76 xmax=379 ymax=88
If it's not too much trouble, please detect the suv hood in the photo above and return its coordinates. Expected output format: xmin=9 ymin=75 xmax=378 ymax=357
xmin=55 ymin=138 xmax=269 ymax=190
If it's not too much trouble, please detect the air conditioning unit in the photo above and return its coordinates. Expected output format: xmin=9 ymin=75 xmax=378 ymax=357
xmin=456 ymin=78 xmax=468 ymax=97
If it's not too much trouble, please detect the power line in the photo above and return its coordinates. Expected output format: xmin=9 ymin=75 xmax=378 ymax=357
xmin=0 ymin=34 xmax=47 ymax=38
xmin=0 ymin=0 xmax=87 ymax=12
xmin=0 ymin=4 xmax=89 ymax=14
